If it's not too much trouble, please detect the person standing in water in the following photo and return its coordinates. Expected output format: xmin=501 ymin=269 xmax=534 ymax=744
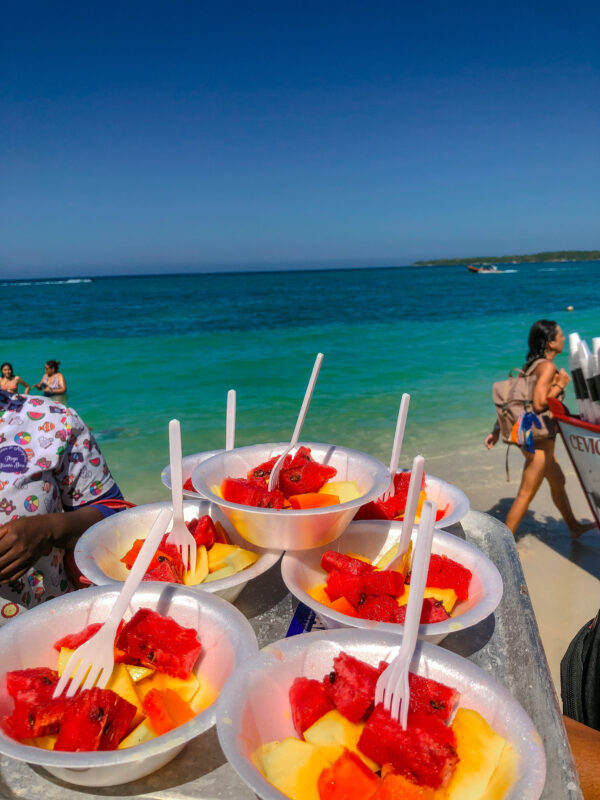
xmin=485 ymin=319 xmax=596 ymax=537
xmin=33 ymin=360 xmax=67 ymax=397
xmin=0 ymin=363 xmax=29 ymax=395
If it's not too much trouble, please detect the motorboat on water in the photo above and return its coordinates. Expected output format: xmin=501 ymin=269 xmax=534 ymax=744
xmin=467 ymin=264 xmax=504 ymax=273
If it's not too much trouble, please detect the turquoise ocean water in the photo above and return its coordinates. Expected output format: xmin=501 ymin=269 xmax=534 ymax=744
xmin=2 ymin=262 xmax=599 ymax=503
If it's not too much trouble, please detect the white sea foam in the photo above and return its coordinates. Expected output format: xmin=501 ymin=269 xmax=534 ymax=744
xmin=0 ymin=278 xmax=93 ymax=286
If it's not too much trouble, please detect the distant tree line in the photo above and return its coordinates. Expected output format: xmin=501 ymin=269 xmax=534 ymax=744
xmin=413 ymin=250 xmax=600 ymax=266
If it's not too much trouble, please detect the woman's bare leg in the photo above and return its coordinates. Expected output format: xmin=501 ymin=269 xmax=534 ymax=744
xmin=542 ymin=442 xmax=597 ymax=537
xmin=505 ymin=448 xmax=546 ymax=534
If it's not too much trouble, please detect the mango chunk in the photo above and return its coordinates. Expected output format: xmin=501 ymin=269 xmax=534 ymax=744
xmin=104 ymin=663 xmax=145 ymax=728
xmin=117 ymin=718 xmax=157 ymax=749
xmin=442 ymin=708 xmax=509 ymax=800
xmin=307 ymin=583 xmax=332 ymax=607
xmin=207 ymin=543 xmax=240 ymax=572
xmin=189 ymin=676 xmax=220 ymax=713
xmin=397 ymin=586 xmax=458 ymax=613
xmin=183 ymin=545 xmax=209 ymax=585
xmin=319 ymin=480 xmax=361 ymax=504
xmin=136 ymin=671 xmax=200 ymax=704
xmin=261 ymin=737 xmax=330 ymax=800
xmin=23 ymin=735 xmax=57 ymax=750
xmin=303 ymin=709 xmax=378 ymax=771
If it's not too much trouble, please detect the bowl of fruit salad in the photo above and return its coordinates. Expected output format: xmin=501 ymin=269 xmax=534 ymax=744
xmin=216 ymin=629 xmax=545 ymax=800
xmin=354 ymin=469 xmax=470 ymax=529
xmin=280 ymin=519 xmax=503 ymax=645
xmin=0 ymin=582 xmax=257 ymax=787
xmin=75 ymin=500 xmax=282 ymax=604
xmin=191 ymin=442 xmax=390 ymax=550
xmin=161 ymin=449 xmax=223 ymax=498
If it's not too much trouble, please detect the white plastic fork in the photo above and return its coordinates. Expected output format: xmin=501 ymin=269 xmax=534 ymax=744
xmin=381 ymin=393 xmax=410 ymax=501
xmin=267 ymin=353 xmax=324 ymax=491
xmin=53 ymin=507 xmax=173 ymax=699
xmin=374 ymin=498 xmax=437 ymax=728
xmin=166 ymin=419 xmax=197 ymax=575
xmin=226 ymin=389 xmax=236 ymax=450
xmin=372 ymin=454 xmax=425 ymax=568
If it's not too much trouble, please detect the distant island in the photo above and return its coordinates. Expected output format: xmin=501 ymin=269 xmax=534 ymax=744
xmin=413 ymin=250 xmax=600 ymax=266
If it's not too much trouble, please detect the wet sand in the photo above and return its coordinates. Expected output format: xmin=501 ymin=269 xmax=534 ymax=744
xmin=435 ymin=437 xmax=600 ymax=702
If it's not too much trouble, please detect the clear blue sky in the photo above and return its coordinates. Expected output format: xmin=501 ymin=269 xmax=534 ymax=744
xmin=1 ymin=1 xmax=599 ymax=277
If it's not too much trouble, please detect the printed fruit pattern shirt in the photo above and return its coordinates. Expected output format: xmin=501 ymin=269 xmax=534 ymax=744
xmin=0 ymin=391 xmax=116 ymax=622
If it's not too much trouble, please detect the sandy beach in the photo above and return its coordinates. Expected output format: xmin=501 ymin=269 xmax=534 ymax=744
xmin=437 ymin=437 xmax=600 ymax=703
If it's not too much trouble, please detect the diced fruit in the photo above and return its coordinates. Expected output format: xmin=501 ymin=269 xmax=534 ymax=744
xmin=247 ymin=455 xmax=283 ymax=480
xmin=116 ymin=608 xmax=202 ymax=678
xmin=54 ymin=688 xmax=136 ymax=752
xmin=214 ymin=520 xmax=231 ymax=544
xmin=362 ymin=570 xmax=405 ymax=598
xmin=317 ymin=749 xmax=381 ymax=800
xmin=53 ymin=625 xmax=102 ymax=652
xmin=344 ymin=552 xmax=372 ymax=565
xmin=221 ymin=477 xmax=286 ymax=509
xmin=483 ymin=741 xmax=519 ymax=800
xmin=142 ymin=688 xmax=195 ymax=735
xmin=319 ymin=481 xmax=361 ymax=504
xmin=323 ymin=653 xmax=385 ymax=723
xmin=183 ymin=545 xmax=209 ymax=586
xmin=186 ymin=515 xmax=217 ymax=549
xmin=225 ymin=547 xmax=259 ymax=572
xmin=289 ymin=677 xmax=335 ymax=736
xmin=136 ymin=670 xmax=200 ymax=704
xmin=329 ymin=596 xmax=359 ymax=617
xmin=441 ymin=709 xmax=508 ymax=800
xmin=325 ymin=570 xmax=364 ymax=608
xmin=307 ymin=583 xmax=333 ymax=607
xmin=6 ymin=697 xmax=67 ymax=739
xmin=322 ymin=551 xmax=374 ymax=575
xmin=358 ymin=705 xmax=458 ymax=789
xmin=204 ymin=565 xmax=237 ymax=582
xmin=182 ymin=477 xmax=196 ymax=492
xmin=262 ymin=737 xmax=330 ymax=800
xmin=357 ymin=595 xmax=403 ymax=623
xmin=126 ymin=664 xmax=154 ymax=682
xmin=373 ymin=772 xmax=435 ymax=799
xmin=409 ymin=555 xmax=472 ymax=602
xmin=189 ymin=677 xmax=219 ymax=713
xmin=104 ymin=663 xmax=145 ymax=727
xmin=208 ymin=543 xmax=244 ymax=572
xmin=405 ymin=674 xmax=459 ymax=723
xmin=121 ymin=536 xmax=184 ymax=581
xmin=395 ymin=598 xmax=450 ymax=625
xmin=23 ymin=735 xmax=57 ymax=751
xmin=279 ymin=460 xmax=337 ymax=499
xmin=143 ymin=559 xmax=184 ymax=584
xmin=303 ymin=709 xmax=378 ymax=770
xmin=117 ymin=718 xmax=157 ymax=749
xmin=397 ymin=587 xmax=458 ymax=614
xmin=289 ymin=492 xmax=340 ymax=509
xmin=6 ymin=667 xmax=60 ymax=705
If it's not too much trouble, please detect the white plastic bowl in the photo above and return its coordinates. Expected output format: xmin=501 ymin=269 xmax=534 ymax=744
xmin=0 ymin=583 xmax=258 ymax=787
xmin=356 ymin=470 xmax=470 ymax=529
xmin=161 ymin=450 xmax=222 ymax=499
xmin=191 ymin=442 xmax=390 ymax=550
xmin=281 ymin=519 xmax=503 ymax=644
xmin=217 ymin=629 xmax=545 ymax=800
xmin=75 ymin=500 xmax=282 ymax=604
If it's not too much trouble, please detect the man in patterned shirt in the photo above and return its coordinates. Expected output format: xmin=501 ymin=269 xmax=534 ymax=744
xmin=0 ymin=389 xmax=127 ymax=622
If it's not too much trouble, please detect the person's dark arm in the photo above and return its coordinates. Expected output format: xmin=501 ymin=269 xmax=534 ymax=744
xmin=0 ymin=506 xmax=105 ymax=584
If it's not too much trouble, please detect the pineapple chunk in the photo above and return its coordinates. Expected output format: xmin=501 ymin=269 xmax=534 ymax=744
xmin=126 ymin=664 xmax=154 ymax=682
xmin=303 ymin=709 xmax=378 ymax=771
xmin=318 ymin=481 xmax=361 ymax=504
xmin=442 ymin=708 xmax=508 ymax=800
xmin=117 ymin=718 xmax=157 ymax=749
xmin=262 ymin=737 xmax=330 ymax=800
xmin=204 ymin=565 xmax=237 ymax=582
xmin=225 ymin=547 xmax=259 ymax=572
xmin=207 ymin=543 xmax=240 ymax=572
xmin=183 ymin=544 xmax=209 ymax=585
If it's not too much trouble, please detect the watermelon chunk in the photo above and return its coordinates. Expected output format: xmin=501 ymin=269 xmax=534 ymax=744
xmin=142 ymin=559 xmax=184 ymax=584
xmin=54 ymin=688 xmax=136 ymax=751
xmin=321 ymin=551 xmax=374 ymax=575
xmin=186 ymin=515 xmax=217 ymax=549
xmin=6 ymin=697 xmax=67 ymax=739
xmin=395 ymin=597 xmax=450 ymax=625
xmin=407 ymin=674 xmax=459 ymax=722
xmin=323 ymin=652 xmax=385 ymax=723
xmin=246 ymin=455 xmax=285 ymax=480
xmin=362 ymin=570 xmax=405 ymax=598
xmin=318 ymin=749 xmax=381 ymax=800
xmin=325 ymin=570 xmax=365 ymax=608
xmin=6 ymin=667 xmax=60 ymax=703
xmin=408 ymin=554 xmax=472 ymax=601
xmin=278 ymin=459 xmax=337 ymax=498
xmin=289 ymin=677 xmax=335 ymax=737
xmin=357 ymin=595 xmax=404 ymax=623
xmin=358 ymin=705 xmax=458 ymax=789
xmin=182 ymin=477 xmax=196 ymax=492
xmin=116 ymin=608 xmax=202 ymax=678
xmin=221 ymin=477 xmax=286 ymax=509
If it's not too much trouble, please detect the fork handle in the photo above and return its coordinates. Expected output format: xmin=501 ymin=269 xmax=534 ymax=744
xmin=169 ymin=419 xmax=184 ymax=523
xmin=107 ymin=508 xmax=173 ymax=628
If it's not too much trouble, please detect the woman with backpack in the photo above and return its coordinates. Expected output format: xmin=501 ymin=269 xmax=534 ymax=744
xmin=485 ymin=319 xmax=595 ymax=537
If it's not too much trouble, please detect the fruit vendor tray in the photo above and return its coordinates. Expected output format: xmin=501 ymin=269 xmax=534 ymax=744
xmin=0 ymin=510 xmax=582 ymax=799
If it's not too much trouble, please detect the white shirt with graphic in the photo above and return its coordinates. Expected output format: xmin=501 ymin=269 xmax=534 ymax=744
xmin=0 ymin=391 xmax=115 ymax=623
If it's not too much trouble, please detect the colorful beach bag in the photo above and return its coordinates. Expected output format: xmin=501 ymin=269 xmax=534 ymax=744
xmin=561 ymin=610 xmax=600 ymax=732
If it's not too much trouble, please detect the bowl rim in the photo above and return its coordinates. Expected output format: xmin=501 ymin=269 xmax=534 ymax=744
xmin=191 ymin=441 xmax=391 ymax=516
xmin=0 ymin=583 xmax=258 ymax=769
xmin=280 ymin=520 xmax=503 ymax=635
xmin=74 ymin=499 xmax=283 ymax=592
xmin=417 ymin=471 xmax=470 ymax=528
xmin=216 ymin=628 xmax=546 ymax=800
xmin=161 ymin=450 xmax=223 ymax=497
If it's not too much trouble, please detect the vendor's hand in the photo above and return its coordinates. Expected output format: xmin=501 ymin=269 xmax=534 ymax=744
xmin=485 ymin=430 xmax=499 ymax=449
xmin=556 ymin=368 xmax=571 ymax=389
xmin=0 ymin=517 xmax=54 ymax=583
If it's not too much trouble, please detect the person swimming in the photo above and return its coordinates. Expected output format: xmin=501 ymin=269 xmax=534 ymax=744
xmin=33 ymin=360 xmax=67 ymax=397
xmin=0 ymin=363 xmax=30 ymax=395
